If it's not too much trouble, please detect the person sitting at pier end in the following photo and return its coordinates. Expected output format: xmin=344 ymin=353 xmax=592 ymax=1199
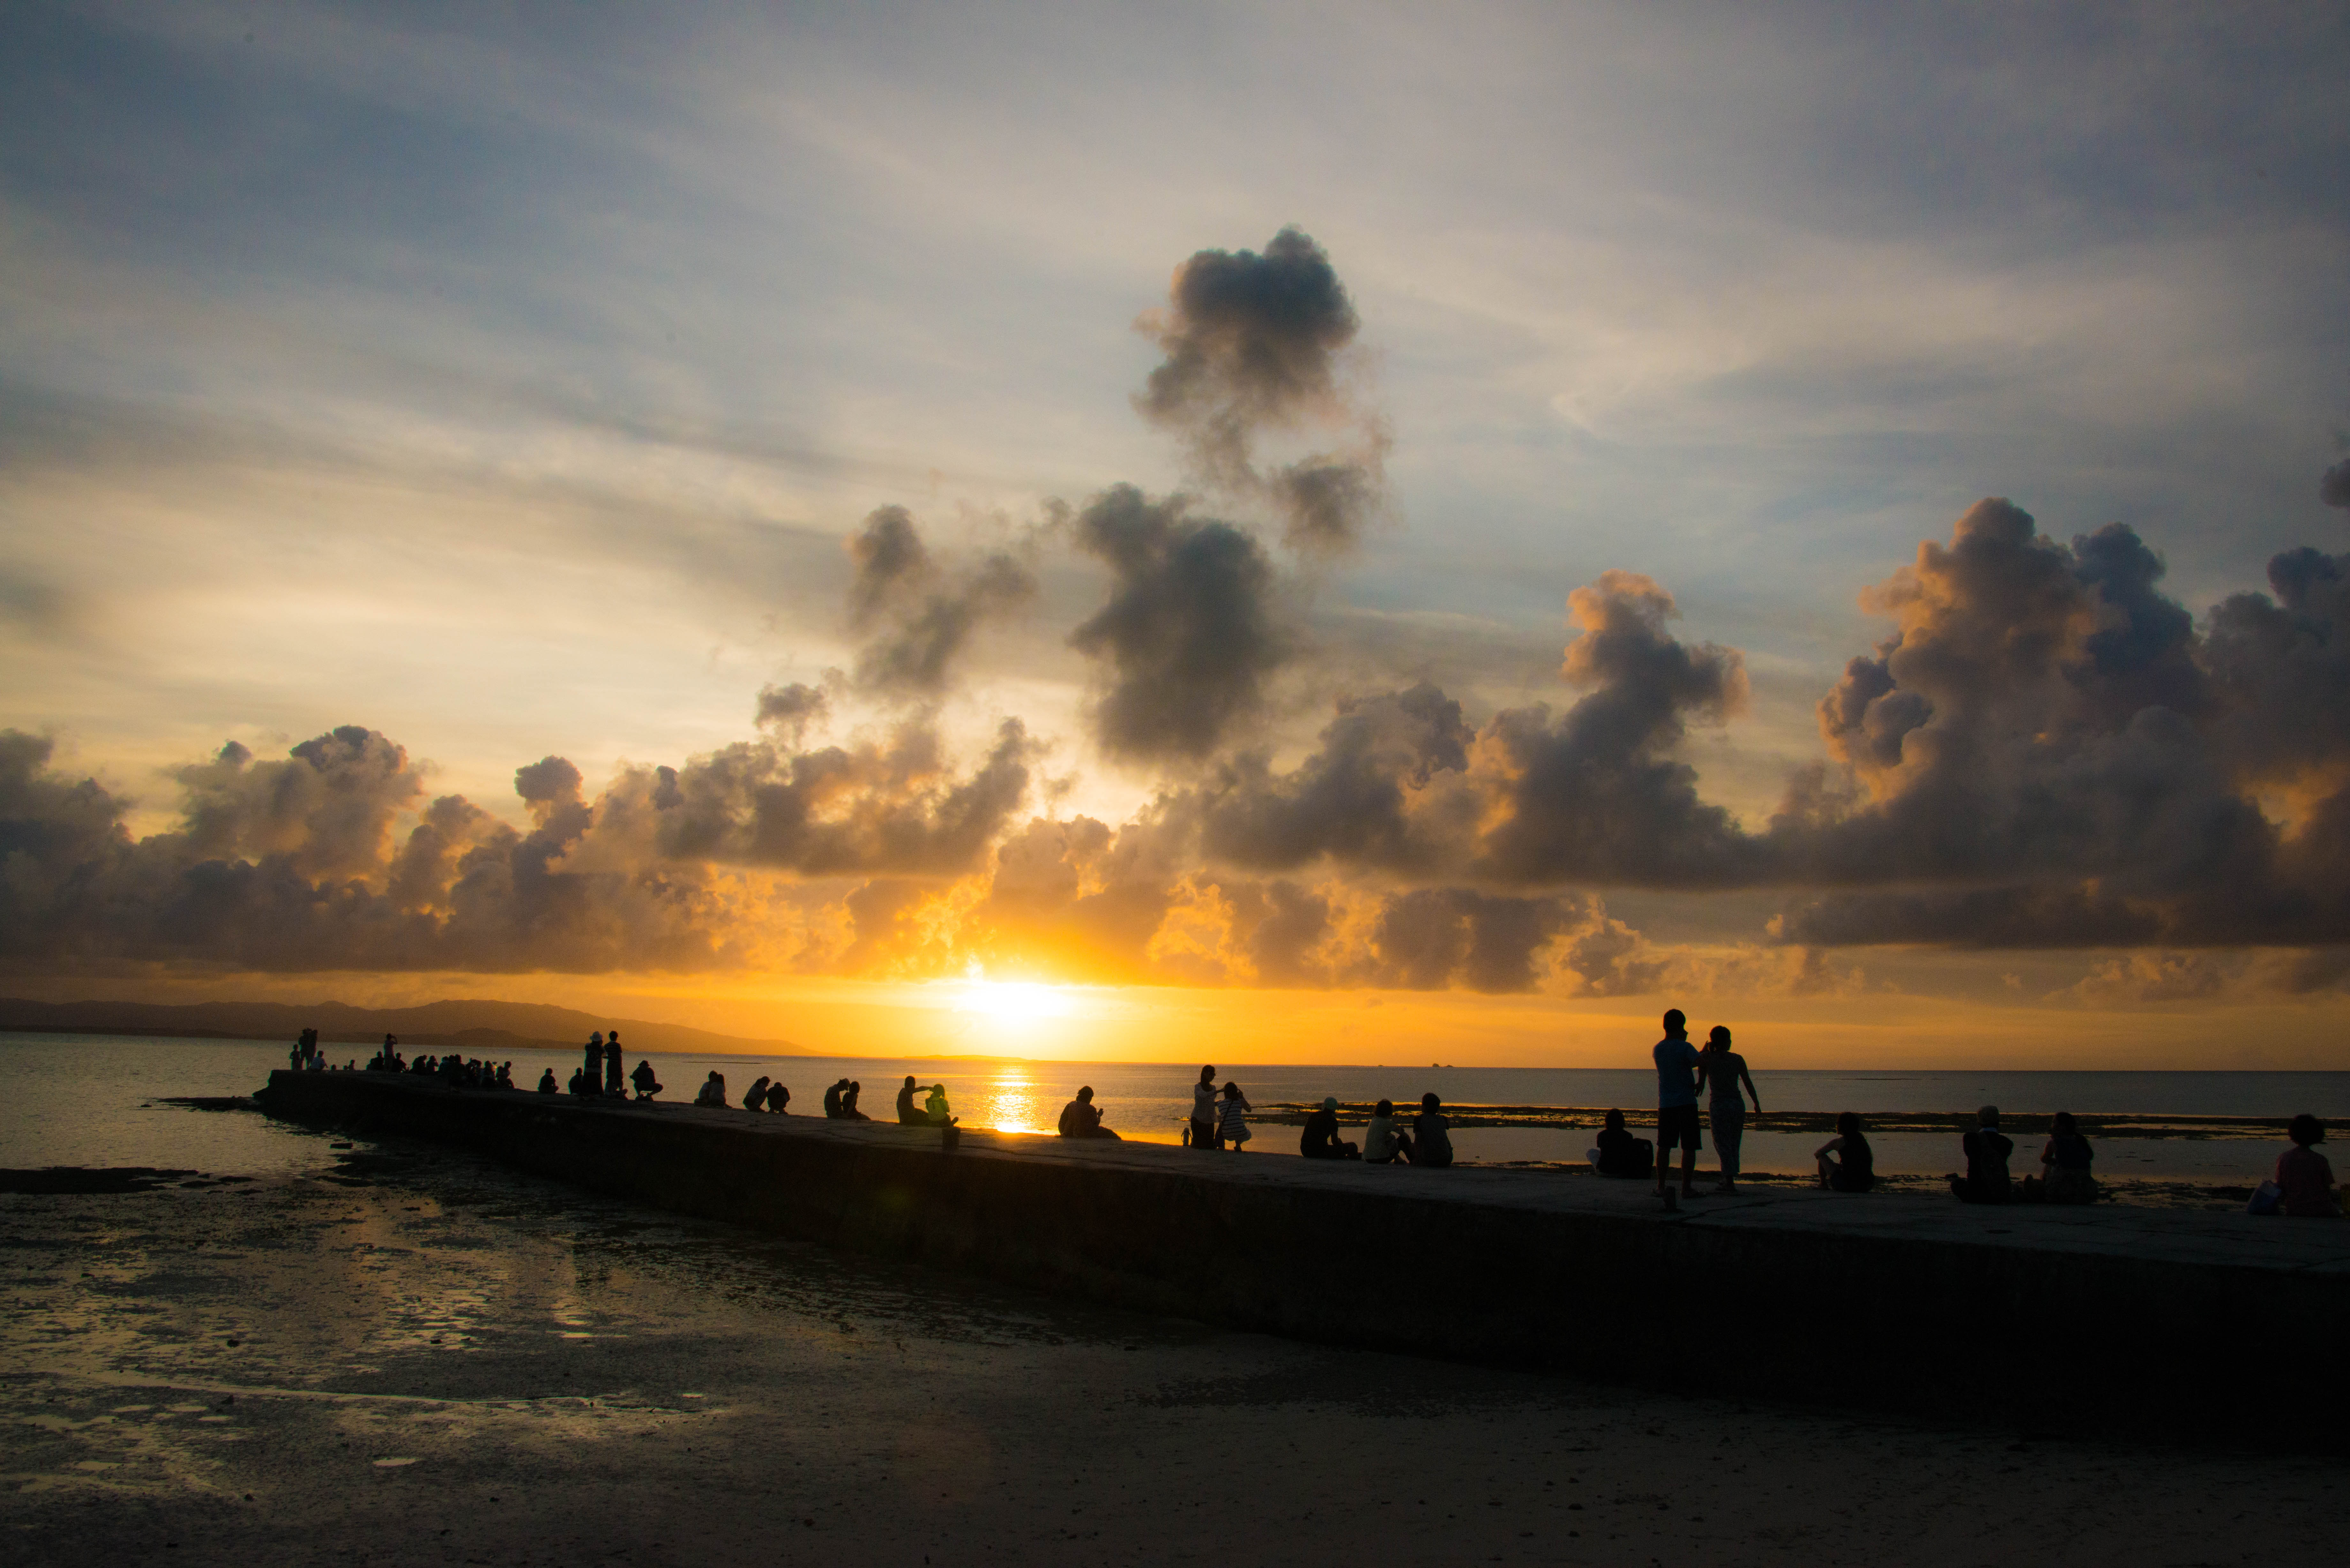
xmin=822 ymin=1078 xmax=847 ymax=1118
xmin=2025 ymin=1111 xmax=2097 ymax=1204
xmin=630 ymin=1059 xmax=661 ymax=1100
xmin=1190 ymin=1065 xmax=1219 ymax=1149
xmin=764 ymin=1081 xmax=791 ymax=1114
xmin=1412 ymin=1092 xmax=1453 ymax=1169
xmin=1816 ymin=1112 xmax=1876 ymax=1192
xmin=1300 ymin=1097 xmax=1360 ymax=1159
xmin=742 ymin=1075 xmax=771 ymax=1112
xmin=841 ymin=1081 xmax=871 ymax=1120
xmin=1362 ymin=1100 xmax=1413 ymax=1164
xmin=694 ymin=1071 xmax=727 ymax=1108
xmin=897 ymin=1075 xmax=923 ymax=1124
xmin=1058 ymin=1086 xmax=1120 ymax=1139
xmin=1950 ymin=1106 xmax=2016 ymax=1203
xmin=1589 ymin=1109 xmax=1654 ymax=1179
xmin=2274 ymin=1115 xmax=2338 ymax=1217
xmin=925 ymin=1084 xmax=955 ymax=1126
xmin=536 ymin=1068 xmax=559 ymax=1094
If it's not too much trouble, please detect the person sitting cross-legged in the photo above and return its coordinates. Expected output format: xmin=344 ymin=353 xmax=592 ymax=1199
xmin=1057 ymin=1086 xmax=1121 ymax=1139
xmin=1300 ymin=1097 xmax=1361 ymax=1160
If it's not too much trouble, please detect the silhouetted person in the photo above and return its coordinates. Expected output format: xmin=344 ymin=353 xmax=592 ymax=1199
xmin=1190 ymin=1064 xmax=1220 ymax=1150
xmin=693 ymin=1071 xmax=727 ymax=1108
xmin=764 ymin=1081 xmax=791 ymax=1114
xmin=381 ymin=1034 xmax=401 ymax=1072
xmin=1588 ymin=1108 xmax=1654 ymax=1179
xmin=604 ymin=1032 xmax=624 ymax=1095
xmin=896 ymin=1075 xmax=923 ymax=1125
xmin=1362 ymin=1099 xmax=1414 ymax=1165
xmin=1695 ymin=1025 xmax=1761 ymax=1195
xmin=1217 ymin=1082 xmax=1253 ymax=1150
xmin=630 ymin=1059 xmax=661 ymax=1101
xmin=1652 ymin=1008 xmax=1702 ymax=1199
xmin=924 ymin=1084 xmax=954 ymax=1126
xmin=581 ymin=1033 xmax=604 ymax=1097
xmin=841 ymin=1080 xmax=870 ymax=1120
xmin=495 ymin=1061 xmax=513 ymax=1089
xmin=1300 ymin=1097 xmax=1360 ymax=1159
xmin=2028 ymin=1111 xmax=2096 ymax=1204
xmin=1058 ymin=1086 xmax=1121 ymax=1139
xmin=1412 ymin=1092 xmax=1453 ymax=1169
xmin=536 ymin=1068 xmax=558 ymax=1094
xmin=567 ymin=1067 xmax=588 ymax=1096
xmin=1950 ymin=1106 xmax=2015 ymax=1203
xmin=2275 ymin=1115 xmax=2339 ymax=1217
xmin=1816 ymin=1112 xmax=1875 ymax=1192
xmin=742 ymin=1075 xmax=771 ymax=1112
xmin=822 ymin=1078 xmax=847 ymax=1118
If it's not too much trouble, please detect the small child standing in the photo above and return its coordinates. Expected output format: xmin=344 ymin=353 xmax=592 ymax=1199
xmin=1217 ymin=1081 xmax=1253 ymax=1150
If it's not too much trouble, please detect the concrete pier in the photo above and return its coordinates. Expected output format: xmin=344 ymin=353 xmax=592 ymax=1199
xmin=258 ymin=1071 xmax=2350 ymax=1438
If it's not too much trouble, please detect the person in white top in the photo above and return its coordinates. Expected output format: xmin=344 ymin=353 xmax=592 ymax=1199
xmin=1694 ymin=1026 xmax=1761 ymax=1195
xmin=1189 ymin=1064 xmax=1221 ymax=1150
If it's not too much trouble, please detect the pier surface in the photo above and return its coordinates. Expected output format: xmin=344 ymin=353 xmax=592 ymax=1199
xmin=258 ymin=1070 xmax=2349 ymax=1438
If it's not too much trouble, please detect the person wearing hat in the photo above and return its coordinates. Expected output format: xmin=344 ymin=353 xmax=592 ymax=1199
xmin=1300 ymin=1097 xmax=1361 ymax=1160
xmin=1057 ymin=1085 xmax=1121 ymax=1139
xmin=1949 ymin=1105 xmax=2016 ymax=1203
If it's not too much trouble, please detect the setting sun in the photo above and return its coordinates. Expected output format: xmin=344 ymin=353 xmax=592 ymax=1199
xmin=955 ymin=977 xmax=1076 ymax=1027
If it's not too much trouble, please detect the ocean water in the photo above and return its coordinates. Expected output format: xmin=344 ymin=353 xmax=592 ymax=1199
xmin=3 ymin=1033 xmax=2344 ymax=1185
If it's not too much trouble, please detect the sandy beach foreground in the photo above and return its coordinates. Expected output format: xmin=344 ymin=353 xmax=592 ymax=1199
xmin=2 ymin=1140 xmax=2339 ymax=1567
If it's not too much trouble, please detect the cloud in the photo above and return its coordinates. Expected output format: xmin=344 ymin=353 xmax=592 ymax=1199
xmin=2322 ymin=457 xmax=2350 ymax=510
xmin=1135 ymin=227 xmax=1387 ymax=553
xmin=1066 ymin=484 xmax=1287 ymax=763
xmin=0 ymin=713 xmax=1036 ymax=974
xmin=842 ymin=505 xmax=1037 ymax=698
xmin=753 ymin=681 xmax=830 ymax=744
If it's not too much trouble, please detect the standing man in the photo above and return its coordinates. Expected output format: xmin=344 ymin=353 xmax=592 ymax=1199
xmin=603 ymin=1031 xmax=624 ymax=1095
xmin=1652 ymin=1008 xmax=1703 ymax=1201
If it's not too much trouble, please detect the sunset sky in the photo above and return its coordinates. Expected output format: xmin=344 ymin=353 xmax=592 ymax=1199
xmin=4 ymin=3 xmax=2347 ymax=1066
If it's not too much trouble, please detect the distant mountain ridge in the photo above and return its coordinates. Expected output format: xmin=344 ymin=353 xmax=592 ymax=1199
xmin=0 ymin=997 xmax=805 ymax=1058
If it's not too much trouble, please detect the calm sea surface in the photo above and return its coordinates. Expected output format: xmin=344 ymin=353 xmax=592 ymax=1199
xmin=4 ymin=1033 xmax=2344 ymax=1184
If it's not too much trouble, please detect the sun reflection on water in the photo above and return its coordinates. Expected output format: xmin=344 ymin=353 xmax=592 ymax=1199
xmin=976 ymin=1065 xmax=1047 ymax=1135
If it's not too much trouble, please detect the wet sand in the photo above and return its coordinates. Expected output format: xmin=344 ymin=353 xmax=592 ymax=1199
xmin=3 ymin=1142 xmax=2339 ymax=1566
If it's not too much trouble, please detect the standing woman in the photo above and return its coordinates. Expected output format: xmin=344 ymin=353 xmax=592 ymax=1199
xmin=1695 ymin=1026 xmax=1761 ymax=1195
xmin=1190 ymin=1065 xmax=1221 ymax=1150
xmin=1217 ymin=1081 xmax=1253 ymax=1150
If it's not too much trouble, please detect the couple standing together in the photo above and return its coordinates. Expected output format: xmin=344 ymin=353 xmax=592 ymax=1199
xmin=1653 ymin=1008 xmax=1760 ymax=1198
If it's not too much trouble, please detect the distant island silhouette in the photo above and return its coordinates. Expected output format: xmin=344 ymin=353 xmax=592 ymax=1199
xmin=0 ymin=997 xmax=804 ymax=1059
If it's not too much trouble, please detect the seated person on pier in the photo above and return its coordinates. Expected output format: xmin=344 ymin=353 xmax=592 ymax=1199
xmin=1362 ymin=1100 xmax=1414 ymax=1165
xmin=1816 ymin=1112 xmax=1876 ymax=1192
xmin=764 ymin=1081 xmax=791 ymax=1114
xmin=1412 ymin=1093 xmax=1454 ymax=1169
xmin=841 ymin=1080 xmax=871 ymax=1120
xmin=742 ymin=1075 xmax=771 ymax=1112
xmin=896 ymin=1075 xmax=924 ymax=1124
xmin=925 ymin=1084 xmax=955 ymax=1126
xmin=1949 ymin=1106 xmax=2015 ymax=1203
xmin=630 ymin=1059 xmax=661 ymax=1100
xmin=822 ymin=1078 xmax=847 ymax=1118
xmin=1058 ymin=1086 xmax=1121 ymax=1139
xmin=1300 ymin=1097 xmax=1360 ymax=1159
xmin=693 ymin=1071 xmax=728 ymax=1108
xmin=1589 ymin=1108 xmax=1655 ymax=1178
xmin=2024 ymin=1111 xmax=2096 ymax=1204
xmin=2274 ymin=1115 xmax=2339 ymax=1218
xmin=536 ymin=1068 xmax=559 ymax=1094
xmin=495 ymin=1061 xmax=513 ymax=1089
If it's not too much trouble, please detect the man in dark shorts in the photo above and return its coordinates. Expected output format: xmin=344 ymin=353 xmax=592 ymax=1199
xmin=1652 ymin=1008 xmax=1702 ymax=1199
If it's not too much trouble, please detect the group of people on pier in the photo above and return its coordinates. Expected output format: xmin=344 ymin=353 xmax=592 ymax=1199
xmin=314 ymin=1012 xmax=2338 ymax=1216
